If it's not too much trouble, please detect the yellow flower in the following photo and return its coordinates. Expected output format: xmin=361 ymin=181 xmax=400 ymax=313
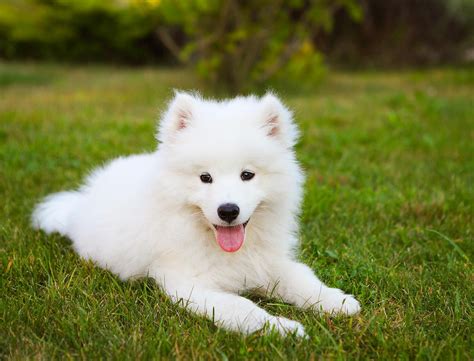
xmin=300 ymin=40 xmax=314 ymax=56
xmin=126 ymin=0 xmax=161 ymax=7
xmin=144 ymin=0 xmax=161 ymax=7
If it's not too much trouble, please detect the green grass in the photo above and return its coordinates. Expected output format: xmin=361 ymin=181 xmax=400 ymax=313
xmin=1 ymin=62 xmax=473 ymax=359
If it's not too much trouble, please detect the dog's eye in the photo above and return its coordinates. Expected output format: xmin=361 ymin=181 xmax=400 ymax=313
xmin=240 ymin=171 xmax=255 ymax=181
xmin=200 ymin=172 xmax=213 ymax=183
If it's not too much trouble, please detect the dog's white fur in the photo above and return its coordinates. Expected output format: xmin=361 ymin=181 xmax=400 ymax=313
xmin=32 ymin=92 xmax=360 ymax=337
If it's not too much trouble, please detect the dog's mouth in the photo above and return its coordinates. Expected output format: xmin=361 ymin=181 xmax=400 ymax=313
xmin=211 ymin=220 xmax=249 ymax=253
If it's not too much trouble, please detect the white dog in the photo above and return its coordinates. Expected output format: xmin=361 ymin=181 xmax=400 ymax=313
xmin=32 ymin=92 xmax=360 ymax=337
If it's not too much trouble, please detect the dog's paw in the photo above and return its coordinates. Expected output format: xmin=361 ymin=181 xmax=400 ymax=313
xmin=316 ymin=288 xmax=361 ymax=315
xmin=267 ymin=316 xmax=307 ymax=338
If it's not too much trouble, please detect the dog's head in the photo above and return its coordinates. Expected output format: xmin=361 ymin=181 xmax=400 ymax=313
xmin=157 ymin=92 xmax=303 ymax=252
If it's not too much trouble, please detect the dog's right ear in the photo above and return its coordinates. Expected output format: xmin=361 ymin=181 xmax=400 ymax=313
xmin=157 ymin=91 xmax=196 ymax=144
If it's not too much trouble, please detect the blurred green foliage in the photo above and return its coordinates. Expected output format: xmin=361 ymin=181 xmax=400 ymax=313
xmin=0 ymin=0 xmax=163 ymax=63
xmin=157 ymin=0 xmax=362 ymax=91
xmin=0 ymin=0 xmax=361 ymax=91
xmin=1 ymin=0 xmax=472 ymax=91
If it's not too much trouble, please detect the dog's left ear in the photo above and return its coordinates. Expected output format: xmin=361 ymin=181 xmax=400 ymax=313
xmin=157 ymin=91 xmax=197 ymax=144
xmin=260 ymin=93 xmax=299 ymax=147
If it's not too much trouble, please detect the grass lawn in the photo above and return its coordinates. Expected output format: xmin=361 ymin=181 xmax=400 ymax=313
xmin=1 ymin=62 xmax=473 ymax=359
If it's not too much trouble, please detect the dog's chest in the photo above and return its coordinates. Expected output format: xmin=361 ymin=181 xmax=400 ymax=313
xmin=196 ymin=245 xmax=273 ymax=292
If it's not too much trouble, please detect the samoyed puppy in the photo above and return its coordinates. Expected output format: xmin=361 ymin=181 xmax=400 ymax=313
xmin=32 ymin=92 xmax=360 ymax=337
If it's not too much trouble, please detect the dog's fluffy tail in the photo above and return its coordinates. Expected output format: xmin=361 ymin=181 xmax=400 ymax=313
xmin=32 ymin=191 xmax=81 ymax=235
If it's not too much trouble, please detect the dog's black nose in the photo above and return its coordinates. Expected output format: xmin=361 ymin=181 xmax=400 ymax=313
xmin=217 ymin=203 xmax=240 ymax=223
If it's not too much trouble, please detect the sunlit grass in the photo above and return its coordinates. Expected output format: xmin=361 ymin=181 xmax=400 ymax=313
xmin=1 ymin=62 xmax=472 ymax=359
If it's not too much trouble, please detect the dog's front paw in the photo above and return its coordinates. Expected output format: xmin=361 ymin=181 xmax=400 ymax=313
xmin=316 ymin=288 xmax=361 ymax=315
xmin=267 ymin=316 xmax=307 ymax=338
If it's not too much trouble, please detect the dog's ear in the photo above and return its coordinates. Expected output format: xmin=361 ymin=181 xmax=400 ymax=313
xmin=260 ymin=93 xmax=299 ymax=147
xmin=157 ymin=91 xmax=196 ymax=144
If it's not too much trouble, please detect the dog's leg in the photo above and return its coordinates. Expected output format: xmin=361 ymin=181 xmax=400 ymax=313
xmin=269 ymin=261 xmax=361 ymax=315
xmin=151 ymin=268 xmax=306 ymax=337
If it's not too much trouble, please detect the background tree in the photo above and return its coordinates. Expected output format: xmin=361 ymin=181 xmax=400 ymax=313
xmin=157 ymin=0 xmax=362 ymax=92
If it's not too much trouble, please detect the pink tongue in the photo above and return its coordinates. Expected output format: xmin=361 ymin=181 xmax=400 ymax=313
xmin=215 ymin=224 xmax=245 ymax=252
